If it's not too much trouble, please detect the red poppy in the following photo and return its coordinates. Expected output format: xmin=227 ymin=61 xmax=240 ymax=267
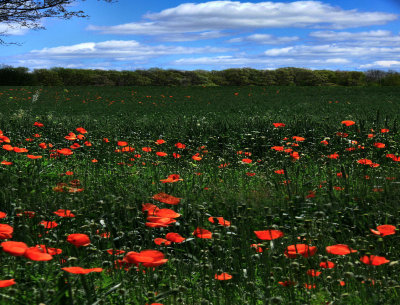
xmin=0 ymin=279 xmax=16 ymax=288
xmin=67 ymin=233 xmax=91 ymax=247
xmin=341 ymin=120 xmax=355 ymax=126
xmin=246 ymin=172 xmax=256 ymax=176
xmin=254 ymin=230 xmax=284 ymax=240
xmin=154 ymin=238 xmax=171 ymax=246
xmin=156 ymin=152 xmax=167 ymax=157
xmin=106 ymin=249 xmax=125 ymax=255
xmin=35 ymin=245 xmax=62 ymax=256
xmin=160 ymin=174 xmax=182 ymax=183
xmin=306 ymin=269 xmax=321 ymax=277
xmin=250 ymin=243 xmax=264 ymax=253
xmin=77 ymin=134 xmax=85 ymax=140
xmin=152 ymin=192 xmax=181 ymax=205
xmin=40 ymin=220 xmax=58 ymax=229
xmin=34 ymin=122 xmax=44 ymax=127
xmin=24 ymin=247 xmax=53 ymax=261
xmin=215 ymin=273 xmax=232 ymax=280
xmin=357 ymin=158 xmax=373 ymax=165
xmin=304 ymin=283 xmax=316 ymax=289
xmin=62 ymin=267 xmax=103 ymax=274
xmin=175 ymin=142 xmax=186 ymax=149
xmin=123 ymin=250 xmax=168 ymax=267
xmin=381 ymin=128 xmax=389 ymax=133
xmin=53 ymin=209 xmax=75 ymax=218
xmin=360 ymin=255 xmax=390 ymax=266
xmin=76 ymin=127 xmax=87 ymax=134
xmin=208 ymin=217 xmax=231 ymax=227
xmin=271 ymin=146 xmax=284 ymax=151
xmin=142 ymin=203 xmax=159 ymax=213
xmin=278 ymin=280 xmax=296 ymax=287
xmin=16 ymin=211 xmax=35 ymax=218
xmin=326 ymin=153 xmax=339 ymax=159
xmin=0 ymin=212 xmax=6 ymax=218
xmin=13 ymin=147 xmax=28 ymax=153
xmin=151 ymin=209 xmax=180 ymax=219
xmin=146 ymin=217 xmax=176 ymax=228
xmin=2 ymin=144 xmax=13 ymax=151
xmin=320 ymin=140 xmax=329 ymax=145
xmin=155 ymin=139 xmax=166 ymax=145
xmin=241 ymin=158 xmax=252 ymax=163
xmin=370 ymin=225 xmax=396 ymax=237
xmin=284 ymin=244 xmax=317 ymax=258
xmin=326 ymin=244 xmax=357 ymax=255
xmin=165 ymin=232 xmax=185 ymax=243
xmin=172 ymin=153 xmax=181 ymax=158
xmin=319 ymin=261 xmax=335 ymax=269
xmin=274 ymin=169 xmax=285 ymax=174
xmin=273 ymin=123 xmax=285 ymax=128
xmin=0 ymin=224 xmax=13 ymax=239
xmin=1 ymin=241 xmax=28 ymax=256
xmin=57 ymin=148 xmax=73 ymax=156
xmin=292 ymin=136 xmax=305 ymax=142
xmin=1 ymin=161 xmax=12 ymax=165
xmin=192 ymin=154 xmax=202 ymax=161
xmin=142 ymin=147 xmax=152 ymax=152
xmin=64 ymin=133 xmax=77 ymax=141
xmin=193 ymin=227 xmax=212 ymax=239
xmin=70 ymin=143 xmax=81 ymax=149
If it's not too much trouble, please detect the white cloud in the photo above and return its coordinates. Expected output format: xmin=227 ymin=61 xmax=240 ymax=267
xmin=360 ymin=60 xmax=400 ymax=69
xmin=227 ymin=34 xmax=299 ymax=44
xmin=310 ymin=30 xmax=400 ymax=46
xmin=87 ymin=1 xmax=397 ymax=39
xmin=29 ymin=40 xmax=231 ymax=60
xmin=0 ymin=24 xmax=29 ymax=36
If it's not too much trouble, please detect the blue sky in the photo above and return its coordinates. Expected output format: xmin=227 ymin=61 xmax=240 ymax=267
xmin=1 ymin=0 xmax=400 ymax=71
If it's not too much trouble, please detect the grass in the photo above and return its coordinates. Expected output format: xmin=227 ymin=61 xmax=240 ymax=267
xmin=0 ymin=86 xmax=400 ymax=304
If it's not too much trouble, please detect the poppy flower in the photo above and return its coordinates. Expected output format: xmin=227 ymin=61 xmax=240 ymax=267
xmin=13 ymin=147 xmax=28 ymax=153
xmin=246 ymin=172 xmax=256 ymax=176
xmin=40 ymin=220 xmax=58 ymax=229
xmin=175 ymin=142 xmax=186 ymax=149
xmin=274 ymin=169 xmax=285 ymax=174
xmin=193 ymin=227 xmax=212 ymax=239
xmin=192 ymin=154 xmax=202 ymax=161
xmin=106 ymin=249 xmax=125 ymax=255
xmin=326 ymin=244 xmax=357 ymax=255
xmin=53 ymin=209 xmax=75 ymax=218
xmin=273 ymin=123 xmax=285 ymax=128
xmin=341 ymin=120 xmax=355 ymax=126
xmin=271 ymin=146 xmax=284 ymax=151
xmin=35 ymin=245 xmax=62 ymax=256
xmin=67 ymin=233 xmax=91 ymax=247
xmin=123 ymin=250 xmax=168 ymax=267
xmin=373 ymin=142 xmax=385 ymax=148
xmin=151 ymin=209 xmax=180 ymax=219
xmin=1 ymin=161 xmax=12 ymax=165
xmin=241 ymin=158 xmax=252 ymax=163
xmin=172 ymin=153 xmax=181 ymax=158
xmin=146 ymin=217 xmax=176 ymax=228
xmin=381 ymin=128 xmax=389 ymax=133
xmin=142 ymin=203 xmax=159 ymax=214
xmin=284 ymin=244 xmax=317 ymax=258
xmin=0 ymin=279 xmax=16 ymax=288
xmin=254 ymin=230 xmax=284 ymax=240
xmin=154 ymin=238 xmax=172 ymax=246
xmin=215 ymin=273 xmax=232 ymax=280
xmin=370 ymin=225 xmax=396 ymax=237
xmin=165 ymin=232 xmax=185 ymax=243
xmin=57 ymin=148 xmax=73 ymax=156
xmin=16 ymin=211 xmax=35 ymax=218
xmin=304 ymin=283 xmax=316 ymax=289
xmin=292 ymin=136 xmax=305 ymax=142
xmin=0 ymin=212 xmax=6 ymax=218
xmin=320 ymin=140 xmax=329 ymax=145
xmin=0 ymin=135 xmax=10 ymax=143
xmin=2 ymin=144 xmax=13 ymax=151
xmin=160 ymin=174 xmax=182 ymax=183
xmin=278 ymin=280 xmax=296 ymax=287
xmin=1 ymin=241 xmax=28 ymax=256
xmin=27 ymin=154 xmax=42 ymax=159
xmin=24 ymin=247 xmax=53 ymax=261
xmin=250 ymin=243 xmax=264 ymax=253
xmin=64 ymin=133 xmax=77 ymax=141
xmin=156 ymin=152 xmax=167 ymax=157
xmin=326 ymin=153 xmax=339 ymax=159
xmin=155 ymin=139 xmax=166 ymax=145
xmin=208 ymin=217 xmax=231 ymax=227
xmin=306 ymin=269 xmax=322 ymax=277
xmin=357 ymin=158 xmax=373 ymax=165
xmin=62 ymin=267 xmax=103 ymax=274
xmin=70 ymin=143 xmax=81 ymax=149
xmin=360 ymin=255 xmax=390 ymax=266
xmin=0 ymin=224 xmax=13 ymax=239
xmin=319 ymin=261 xmax=335 ymax=269
xmin=142 ymin=147 xmax=152 ymax=152
xmin=152 ymin=192 xmax=181 ymax=205
xmin=34 ymin=122 xmax=44 ymax=127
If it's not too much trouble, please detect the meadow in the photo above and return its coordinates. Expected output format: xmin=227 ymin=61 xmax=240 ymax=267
xmin=1 ymin=85 xmax=400 ymax=305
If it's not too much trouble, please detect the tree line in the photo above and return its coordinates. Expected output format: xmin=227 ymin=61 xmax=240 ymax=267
xmin=0 ymin=66 xmax=399 ymax=86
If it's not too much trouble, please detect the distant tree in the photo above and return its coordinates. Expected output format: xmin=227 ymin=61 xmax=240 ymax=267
xmin=0 ymin=0 xmax=115 ymax=44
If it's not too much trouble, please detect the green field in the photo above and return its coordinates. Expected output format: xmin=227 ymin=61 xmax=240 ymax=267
xmin=1 ymin=86 xmax=400 ymax=305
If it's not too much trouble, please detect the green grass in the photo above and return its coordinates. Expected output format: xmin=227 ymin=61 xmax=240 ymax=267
xmin=0 ymin=86 xmax=400 ymax=305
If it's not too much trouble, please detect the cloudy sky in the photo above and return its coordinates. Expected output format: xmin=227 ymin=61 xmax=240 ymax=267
xmin=1 ymin=0 xmax=400 ymax=71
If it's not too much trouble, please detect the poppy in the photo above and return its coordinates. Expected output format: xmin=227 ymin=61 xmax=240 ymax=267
xmin=370 ymin=225 xmax=396 ymax=237
xmin=241 ymin=158 xmax=252 ymax=164
xmin=246 ymin=172 xmax=256 ymax=176
xmin=0 ymin=279 xmax=16 ymax=288
xmin=192 ymin=154 xmax=202 ymax=161
xmin=1 ymin=161 xmax=12 ymax=165
xmin=319 ymin=261 xmax=335 ymax=269
xmin=255 ymin=230 xmax=284 ymax=240
xmin=165 ymin=232 xmax=185 ymax=243
xmin=326 ymin=153 xmax=339 ymax=159
xmin=273 ymin=123 xmax=285 ymax=128
xmin=35 ymin=245 xmax=62 ymax=256
xmin=292 ymin=136 xmax=305 ymax=142
xmin=160 ymin=174 xmax=182 ymax=183
xmin=208 ymin=217 xmax=231 ymax=227
xmin=2 ymin=144 xmax=13 ymax=151
xmin=381 ymin=128 xmax=389 ymax=133
xmin=278 ymin=280 xmax=296 ymax=287
xmin=121 ymin=146 xmax=134 ymax=152
xmin=1 ymin=241 xmax=28 ymax=256
xmin=0 ymin=212 xmax=6 ymax=218
xmin=34 ymin=122 xmax=44 ymax=127
xmin=103 ymin=138 xmax=110 ymax=143
xmin=117 ymin=141 xmax=128 ymax=147
xmin=40 ymin=220 xmax=58 ymax=229
xmin=306 ymin=269 xmax=321 ymax=277
xmin=13 ymin=147 xmax=28 ymax=153
xmin=155 ymin=139 xmax=166 ymax=145
xmin=326 ymin=244 xmax=357 ymax=255
xmin=57 ymin=148 xmax=73 ymax=156
xmin=76 ymin=127 xmax=87 ymax=134
xmin=96 ymin=230 xmax=111 ymax=238
xmin=357 ymin=158 xmax=373 ymax=165
xmin=172 ymin=153 xmax=181 ymax=158
xmin=154 ymin=238 xmax=171 ymax=246
xmin=106 ymin=249 xmax=125 ymax=255
xmin=360 ymin=255 xmax=390 ymax=266
xmin=24 ymin=247 xmax=53 ymax=261
xmin=70 ymin=143 xmax=81 ymax=149
xmin=215 ymin=273 xmax=232 ymax=280
xmin=0 ymin=224 xmax=13 ymax=239
xmin=142 ymin=147 xmax=152 ymax=152
xmin=250 ymin=243 xmax=264 ymax=253
xmin=67 ymin=233 xmax=91 ymax=247
xmin=152 ymin=192 xmax=181 ymax=205
xmin=304 ymin=283 xmax=316 ymax=289
xmin=175 ymin=142 xmax=186 ymax=149
xmin=193 ymin=227 xmax=212 ymax=239
xmin=271 ymin=146 xmax=284 ymax=151
xmin=374 ymin=143 xmax=385 ymax=148
xmin=152 ymin=209 xmax=180 ymax=219
xmin=341 ymin=120 xmax=355 ymax=126
xmin=64 ymin=133 xmax=77 ymax=141
xmin=284 ymin=244 xmax=317 ymax=258
xmin=142 ymin=203 xmax=159 ymax=214
xmin=146 ymin=217 xmax=176 ymax=228
xmin=16 ymin=211 xmax=35 ymax=218
xmin=62 ymin=267 xmax=103 ymax=274
xmin=274 ymin=169 xmax=285 ymax=174
xmin=123 ymin=250 xmax=168 ymax=267
xmin=83 ymin=141 xmax=92 ymax=147
xmin=54 ymin=209 xmax=75 ymax=218
xmin=156 ymin=152 xmax=167 ymax=157
xmin=320 ymin=140 xmax=329 ymax=145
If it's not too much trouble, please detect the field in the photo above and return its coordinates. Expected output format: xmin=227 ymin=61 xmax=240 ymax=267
xmin=1 ymin=86 xmax=400 ymax=305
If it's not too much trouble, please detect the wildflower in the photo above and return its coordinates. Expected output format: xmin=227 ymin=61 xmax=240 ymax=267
xmin=24 ymin=247 xmax=53 ymax=261
xmin=292 ymin=136 xmax=305 ymax=142
xmin=284 ymin=244 xmax=317 ymax=258
xmin=374 ymin=143 xmax=385 ymax=148
xmin=0 ymin=279 xmax=16 ymax=288
xmin=215 ymin=273 xmax=232 ymax=280
xmin=165 ymin=232 xmax=185 ymax=243
xmin=156 ymin=151 xmax=167 ymax=157
xmin=152 ymin=192 xmax=181 ymax=205
xmin=241 ymin=158 xmax=252 ymax=163
xmin=34 ymin=122 xmax=44 ymax=127
xmin=123 ymin=250 xmax=168 ymax=267
xmin=306 ymin=269 xmax=321 ymax=277
xmin=254 ymin=230 xmax=284 ymax=240
xmin=1 ymin=241 xmax=28 ymax=256
xmin=67 ymin=234 xmax=91 ymax=247
xmin=54 ymin=209 xmax=75 ymax=217
xmin=0 ymin=212 xmax=6 ymax=218
xmin=319 ymin=261 xmax=335 ymax=269
xmin=155 ymin=139 xmax=165 ymax=145
xmin=273 ymin=123 xmax=285 ymax=128
xmin=40 ymin=221 xmax=58 ymax=229
xmin=370 ymin=225 xmax=396 ymax=237
xmin=193 ymin=227 xmax=212 ymax=239
xmin=76 ymin=127 xmax=87 ymax=134
xmin=208 ymin=217 xmax=231 ymax=227
xmin=360 ymin=255 xmax=390 ymax=266
xmin=62 ymin=267 xmax=103 ymax=274
xmin=326 ymin=244 xmax=357 ymax=255
xmin=341 ymin=120 xmax=355 ymax=126
xmin=175 ymin=142 xmax=186 ymax=149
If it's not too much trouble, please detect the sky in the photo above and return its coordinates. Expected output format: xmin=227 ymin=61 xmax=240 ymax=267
xmin=1 ymin=0 xmax=400 ymax=71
